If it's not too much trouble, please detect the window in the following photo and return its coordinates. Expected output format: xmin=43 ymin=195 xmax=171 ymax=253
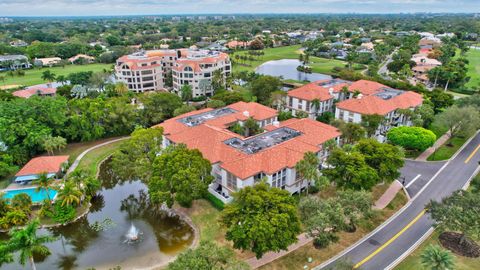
xmin=271 ymin=168 xmax=287 ymax=189
xmin=306 ymin=102 xmax=310 ymax=111
xmin=227 ymin=172 xmax=237 ymax=190
xmin=253 ymin=172 xmax=265 ymax=183
xmin=184 ymin=66 xmax=193 ymax=72
xmin=289 ymin=97 xmax=293 ymax=107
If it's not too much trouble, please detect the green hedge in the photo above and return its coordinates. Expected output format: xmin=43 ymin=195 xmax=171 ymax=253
xmin=204 ymin=192 xmax=225 ymax=210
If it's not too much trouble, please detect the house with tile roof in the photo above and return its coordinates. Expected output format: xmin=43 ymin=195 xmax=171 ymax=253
xmin=156 ymin=101 xmax=341 ymax=203
xmin=285 ymin=79 xmax=423 ymax=142
xmin=115 ymin=49 xmax=231 ymax=96
xmin=14 ymin=155 xmax=69 ymax=183
xmin=12 ymin=86 xmax=57 ymax=98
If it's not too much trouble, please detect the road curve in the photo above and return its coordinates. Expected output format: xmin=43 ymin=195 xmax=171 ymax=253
xmin=315 ymin=131 xmax=480 ymax=270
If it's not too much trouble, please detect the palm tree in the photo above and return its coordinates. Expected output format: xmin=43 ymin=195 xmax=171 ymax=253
xmin=6 ymin=219 xmax=56 ymax=270
xmin=41 ymin=70 xmax=56 ymax=83
xmin=311 ymin=98 xmax=321 ymax=115
xmin=56 ymin=182 xmax=82 ymax=207
xmin=420 ymin=244 xmax=455 ymax=270
xmin=295 ymin=151 xmax=325 ymax=195
xmin=33 ymin=173 xmax=56 ymax=203
xmin=56 ymin=75 xmax=67 ymax=85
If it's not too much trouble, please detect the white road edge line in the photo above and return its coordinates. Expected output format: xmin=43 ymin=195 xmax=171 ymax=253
xmin=386 ymin=165 xmax=480 ymax=270
xmin=405 ymin=174 xmax=421 ymax=188
xmin=313 ymin=130 xmax=480 ymax=270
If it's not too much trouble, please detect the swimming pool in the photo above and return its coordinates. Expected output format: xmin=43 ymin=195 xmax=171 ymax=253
xmin=2 ymin=187 xmax=58 ymax=204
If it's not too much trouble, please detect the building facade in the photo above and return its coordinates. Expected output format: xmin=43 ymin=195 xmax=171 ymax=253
xmin=156 ymin=101 xmax=341 ymax=203
xmin=115 ymin=49 xmax=231 ymax=96
xmin=285 ymin=79 xmax=423 ymax=142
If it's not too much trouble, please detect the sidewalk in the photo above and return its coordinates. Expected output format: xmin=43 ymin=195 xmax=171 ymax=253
xmin=373 ymin=180 xmax=404 ymax=210
xmin=416 ymin=131 xmax=451 ymax=161
xmin=245 ymin=233 xmax=312 ymax=269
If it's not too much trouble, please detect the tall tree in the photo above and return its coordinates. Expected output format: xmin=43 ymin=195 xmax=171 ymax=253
xmin=354 ymin=139 xmax=405 ymax=183
xmin=296 ymin=151 xmax=326 ymax=194
xmin=323 ymin=147 xmax=379 ymax=190
xmin=41 ymin=70 xmax=56 ymax=83
xmin=249 ymin=75 xmax=281 ymax=105
xmin=56 ymin=181 xmax=82 ymax=207
xmin=148 ymin=144 xmax=213 ymax=208
xmin=4 ymin=219 xmax=56 ymax=270
xmin=221 ymin=183 xmax=301 ymax=258
xmin=110 ymin=127 xmax=163 ymax=181
xmin=180 ymin=84 xmax=193 ymax=103
xmin=433 ymin=105 xmax=480 ymax=139
xmin=361 ymin=114 xmax=384 ymax=138
xmin=41 ymin=135 xmax=67 ymax=155
xmin=33 ymin=173 xmax=56 ymax=204
xmin=428 ymin=190 xmax=480 ymax=245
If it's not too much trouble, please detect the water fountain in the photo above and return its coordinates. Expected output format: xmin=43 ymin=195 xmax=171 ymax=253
xmin=125 ymin=223 xmax=142 ymax=243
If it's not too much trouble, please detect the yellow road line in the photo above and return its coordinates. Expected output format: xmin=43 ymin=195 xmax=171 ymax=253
xmin=354 ymin=209 xmax=426 ymax=269
xmin=465 ymin=144 xmax=480 ymax=164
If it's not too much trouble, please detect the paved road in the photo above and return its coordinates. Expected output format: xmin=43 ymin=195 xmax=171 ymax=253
xmin=316 ymin=131 xmax=480 ymax=270
xmin=378 ymin=49 xmax=397 ymax=80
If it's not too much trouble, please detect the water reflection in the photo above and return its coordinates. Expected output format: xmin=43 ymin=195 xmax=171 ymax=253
xmin=256 ymin=59 xmax=332 ymax=82
xmin=1 ymin=158 xmax=193 ymax=270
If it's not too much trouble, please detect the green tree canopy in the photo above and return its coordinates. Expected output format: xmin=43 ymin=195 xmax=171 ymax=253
xmin=110 ymin=127 xmax=163 ymax=181
xmin=420 ymin=244 xmax=456 ymax=270
xmin=167 ymin=241 xmax=250 ymax=270
xmin=148 ymin=144 xmax=213 ymax=208
xmin=221 ymin=183 xmax=301 ymax=258
xmin=387 ymin=126 xmax=436 ymax=151
xmin=433 ymin=105 xmax=480 ymax=139
xmin=249 ymin=75 xmax=281 ymax=105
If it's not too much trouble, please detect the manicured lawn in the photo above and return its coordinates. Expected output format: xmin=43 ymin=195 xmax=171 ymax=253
xmin=54 ymin=136 xmax=126 ymax=165
xmin=465 ymin=49 xmax=480 ymax=89
xmin=76 ymin=139 xmax=125 ymax=175
xmin=395 ymin=231 xmax=480 ymax=270
xmin=0 ymin=63 xmax=112 ymax=87
xmin=258 ymin=191 xmax=408 ymax=270
xmin=427 ymin=136 xmax=467 ymax=161
xmin=232 ymin=45 xmax=348 ymax=75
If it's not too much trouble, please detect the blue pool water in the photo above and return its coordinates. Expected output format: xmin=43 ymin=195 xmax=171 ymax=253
xmin=2 ymin=188 xmax=58 ymax=203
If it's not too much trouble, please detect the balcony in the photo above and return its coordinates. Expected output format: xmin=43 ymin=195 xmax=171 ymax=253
xmin=208 ymin=183 xmax=233 ymax=204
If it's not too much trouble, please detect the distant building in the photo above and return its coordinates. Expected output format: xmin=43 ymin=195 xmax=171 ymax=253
xmin=115 ymin=49 xmax=231 ymax=97
xmin=226 ymin=40 xmax=251 ymax=49
xmin=0 ymin=55 xmax=30 ymax=70
xmin=14 ymin=155 xmax=69 ymax=183
xmin=156 ymin=102 xmax=341 ymax=203
xmin=12 ymin=86 xmax=57 ymax=98
xmin=68 ymin=54 xmax=95 ymax=64
xmin=9 ymin=40 xmax=28 ymax=47
xmin=34 ymin=57 xmax=61 ymax=67
xmin=285 ymin=79 xmax=423 ymax=142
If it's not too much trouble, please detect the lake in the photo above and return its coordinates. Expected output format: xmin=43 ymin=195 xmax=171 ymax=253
xmin=1 ymin=159 xmax=194 ymax=270
xmin=255 ymin=59 xmax=332 ymax=82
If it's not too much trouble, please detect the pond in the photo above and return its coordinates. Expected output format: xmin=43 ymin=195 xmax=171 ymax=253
xmin=1 ymin=159 xmax=194 ymax=270
xmin=255 ymin=59 xmax=332 ymax=82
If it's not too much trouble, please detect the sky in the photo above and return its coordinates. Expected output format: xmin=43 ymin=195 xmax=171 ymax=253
xmin=0 ymin=0 xmax=479 ymax=16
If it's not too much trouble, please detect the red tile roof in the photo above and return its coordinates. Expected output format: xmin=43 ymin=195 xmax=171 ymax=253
xmin=336 ymin=91 xmax=423 ymax=115
xmin=156 ymin=102 xmax=341 ymax=180
xmin=12 ymin=87 xmax=56 ymax=98
xmin=15 ymin=156 xmax=69 ymax=176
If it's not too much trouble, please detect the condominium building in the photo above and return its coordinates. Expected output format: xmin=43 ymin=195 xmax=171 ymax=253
xmin=156 ymin=101 xmax=341 ymax=203
xmin=115 ymin=49 xmax=231 ymax=96
xmin=285 ymin=79 xmax=423 ymax=142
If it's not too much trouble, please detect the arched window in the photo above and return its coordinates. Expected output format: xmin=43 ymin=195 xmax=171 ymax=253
xmin=184 ymin=66 xmax=193 ymax=72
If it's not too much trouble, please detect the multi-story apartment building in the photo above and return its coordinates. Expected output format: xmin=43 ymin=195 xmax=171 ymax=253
xmin=156 ymin=101 xmax=341 ymax=203
xmin=115 ymin=49 xmax=231 ymax=96
xmin=285 ymin=79 xmax=423 ymax=142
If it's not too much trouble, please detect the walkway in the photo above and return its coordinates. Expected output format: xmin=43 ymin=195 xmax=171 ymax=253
xmin=373 ymin=180 xmax=404 ymax=210
xmin=66 ymin=137 xmax=129 ymax=175
xmin=416 ymin=131 xmax=451 ymax=161
xmin=245 ymin=233 xmax=312 ymax=269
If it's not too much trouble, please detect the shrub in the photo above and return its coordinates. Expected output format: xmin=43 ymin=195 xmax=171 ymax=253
xmin=313 ymin=233 xmax=339 ymax=249
xmin=48 ymin=203 xmax=76 ymax=224
xmin=387 ymin=126 xmax=436 ymax=151
xmin=204 ymin=193 xmax=225 ymax=210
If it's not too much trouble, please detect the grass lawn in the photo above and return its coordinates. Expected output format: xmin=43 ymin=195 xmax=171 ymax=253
xmin=0 ymin=63 xmax=112 ymax=87
xmin=75 ymin=139 xmax=125 ymax=175
xmin=465 ymin=49 xmax=480 ymax=89
xmin=53 ymin=136 xmax=126 ymax=165
xmin=232 ymin=45 xmax=348 ymax=75
xmin=395 ymin=231 xmax=480 ymax=270
xmin=258 ymin=190 xmax=408 ymax=270
xmin=427 ymin=136 xmax=467 ymax=161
